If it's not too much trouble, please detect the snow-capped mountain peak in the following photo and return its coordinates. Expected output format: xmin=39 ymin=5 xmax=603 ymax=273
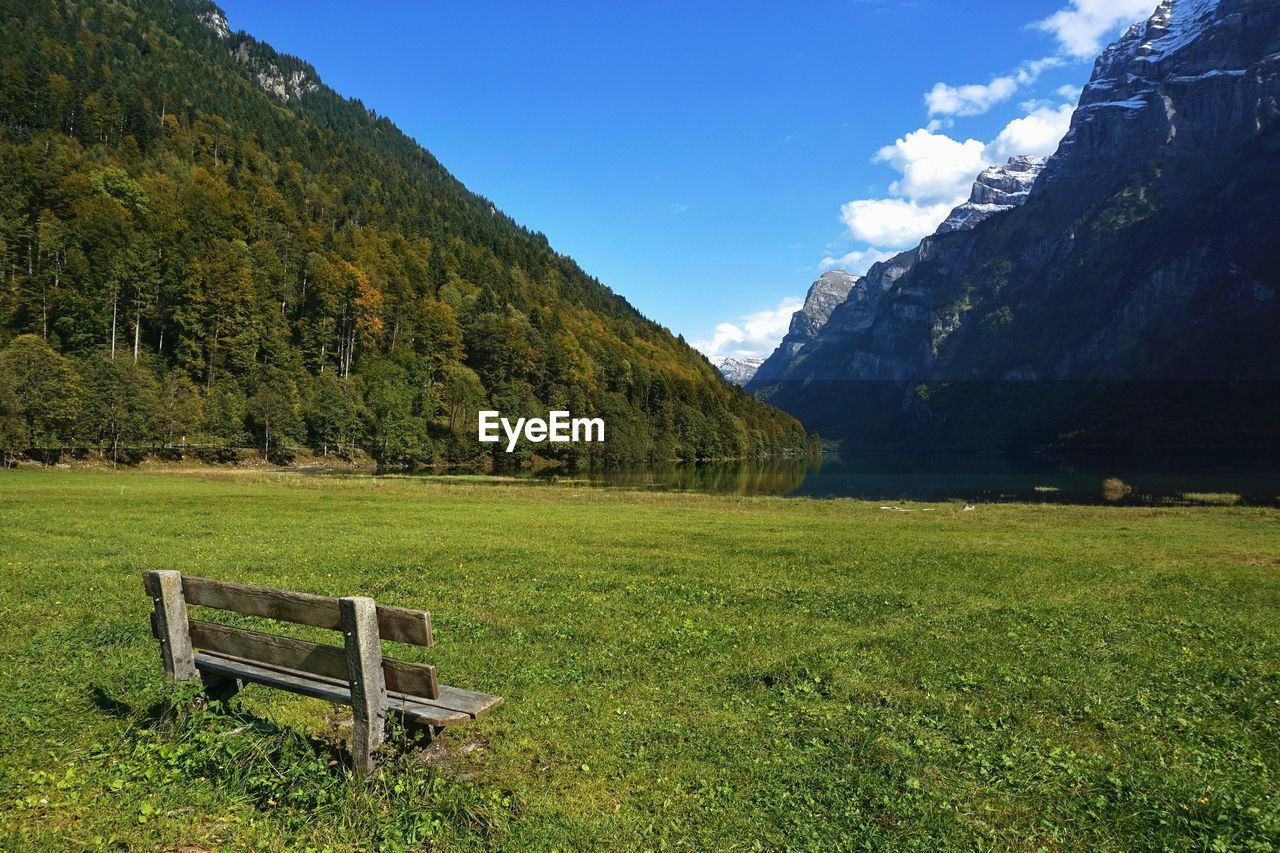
xmin=1141 ymin=0 xmax=1222 ymax=61
xmin=1038 ymin=0 xmax=1280 ymax=200
xmin=938 ymin=156 xmax=1047 ymax=235
xmin=713 ymin=357 xmax=765 ymax=386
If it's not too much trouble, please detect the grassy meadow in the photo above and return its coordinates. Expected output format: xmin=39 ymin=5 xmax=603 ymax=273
xmin=0 ymin=469 xmax=1277 ymax=849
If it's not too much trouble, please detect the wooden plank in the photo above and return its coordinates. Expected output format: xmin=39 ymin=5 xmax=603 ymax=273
xmin=181 ymin=575 xmax=433 ymax=646
xmin=192 ymin=652 xmax=468 ymax=726
xmin=143 ymin=570 xmax=198 ymax=682
xmin=422 ymin=685 xmax=504 ymax=720
xmin=195 ymin=652 xmax=349 ymax=705
xmin=341 ymin=597 xmax=386 ymax=777
xmin=388 ymin=696 xmax=470 ymax=728
xmin=185 ymin=619 xmax=439 ymax=699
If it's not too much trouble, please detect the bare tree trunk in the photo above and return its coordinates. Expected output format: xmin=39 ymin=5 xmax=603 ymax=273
xmin=133 ymin=314 xmax=140 ymax=363
xmin=337 ymin=306 xmax=347 ymax=377
xmin=110 ymin=294 xmax=118 ymax=359
xmin=207 ymin=326 xmax=219 ymax=391
xmin=44 ymin=264 xmax=57 ymax=340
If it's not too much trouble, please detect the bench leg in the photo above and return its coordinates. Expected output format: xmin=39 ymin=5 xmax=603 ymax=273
xmin=143 ymin=570 xmax=198 ymax=682
xmin=340 ymin=596 xmax=387 ymax=777
xmin=404 ymin=719 xmax=439 ymax=746
xmin=199 ymin=671 xmax=242 ymax=704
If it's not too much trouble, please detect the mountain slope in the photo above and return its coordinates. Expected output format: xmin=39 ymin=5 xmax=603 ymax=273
xmin=750 ymin=270 xmax=859 ymax=388
xmin=748 ymin=158 xmax=1046 ymax=396
xmin=0 ymin=0 xmax=809 ymax=463
xmin=753 ymin=0 xmax=1280 ymax=451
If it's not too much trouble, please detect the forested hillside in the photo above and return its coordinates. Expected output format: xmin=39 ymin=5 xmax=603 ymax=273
xmin=0 ymin=0 xmax=810 ymax=466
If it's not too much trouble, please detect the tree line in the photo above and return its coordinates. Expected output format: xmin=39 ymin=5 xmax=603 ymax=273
xmin=0 ymin=332 xmax=497 ymax=465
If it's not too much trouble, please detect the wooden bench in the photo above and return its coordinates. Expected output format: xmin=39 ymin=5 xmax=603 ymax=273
xmin=143 ymin=570 xmax=501 ymax=775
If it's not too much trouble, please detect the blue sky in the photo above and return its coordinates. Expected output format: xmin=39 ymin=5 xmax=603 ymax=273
xmin=216 ymin=0 xmax=1158 ymax=360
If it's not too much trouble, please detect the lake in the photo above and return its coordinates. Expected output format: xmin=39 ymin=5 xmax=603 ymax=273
xmin=496 ymin=451 xmax=1280 ymax=506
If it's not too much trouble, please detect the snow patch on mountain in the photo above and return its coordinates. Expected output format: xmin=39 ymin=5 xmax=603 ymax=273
xmin=937 ymin=156 xmax=1047 ymax=234
xmin=1037 ymin=0 xmax=1280 ymax=197
xmin=714 ymin=357 xmax=765 ymax=386
xmin=1140 ymin=0 xmax=1222 ymax=61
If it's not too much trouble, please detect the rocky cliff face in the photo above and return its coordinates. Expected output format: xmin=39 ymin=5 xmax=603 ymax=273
xmin=233 ymin=42 xmax=319 ymax=101
xmin=748 ymin=270 xmax=859 ymax=387
xmin=197 ymin=8 xmax=230 ymax=39
xmin=754 ymin=0 xmax=1280 ymax=450
xmin=791 ymin=269 xmax=861 ymax=342
xmin=938 ymin=156 xmax=1047 ymax=234
xmin=1038 ymin=0 xmax=1280 ymax=202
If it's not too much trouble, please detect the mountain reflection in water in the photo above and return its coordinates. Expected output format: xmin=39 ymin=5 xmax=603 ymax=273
xmin=522 ymin=451 xmax=1280 ymax=506
xmin=310 ymin=451 xmax=1280 ymax=506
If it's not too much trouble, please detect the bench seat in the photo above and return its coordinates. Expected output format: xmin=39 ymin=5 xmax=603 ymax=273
xmin=195 ymin=651 xmax=503 ymax=728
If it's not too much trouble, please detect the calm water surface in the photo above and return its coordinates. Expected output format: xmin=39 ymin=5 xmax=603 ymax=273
xmin=378 ymin=451 xmax=1280 ymax=506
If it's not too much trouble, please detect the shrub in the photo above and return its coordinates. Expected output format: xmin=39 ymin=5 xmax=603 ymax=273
xmin=1103 ymin=477 xmax=1134 ymax=502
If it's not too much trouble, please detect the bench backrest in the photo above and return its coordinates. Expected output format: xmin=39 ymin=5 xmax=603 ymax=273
xmin=179 ymin=575 xmax=433 ymax=645
xmin=143 ymin=570 xmax=440 ymax=700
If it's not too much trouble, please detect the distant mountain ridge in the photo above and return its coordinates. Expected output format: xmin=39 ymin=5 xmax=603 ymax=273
xmin=747 ymin=157 xmax=1045 ymax=396
xmin=713 ymin=357 xmax=765 ymax=386
xmin=750 ymin=0 xmax=1280 ymax=451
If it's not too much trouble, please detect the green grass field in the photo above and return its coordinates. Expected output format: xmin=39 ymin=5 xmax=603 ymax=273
xmin=1 ymin=470 xmax=1277 ymax=850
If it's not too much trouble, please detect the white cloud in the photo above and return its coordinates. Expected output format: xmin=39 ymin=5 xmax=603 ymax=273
xmin=840 ymin=198 xmax=957 ymax=250
xmin=827 ymin=127 xmax=989 ymax=251
xmin=1056 ymin=83 xmax=1084 ymax=102
xmin=807 ymin=0 xmax=1147 ymax=299
xmin=926 ymin=57 xmax=1065 ymax=118
xmin=984 ymin=103 xmax=1075 ymax=161
xmin=924 ymin=0 xmax=1149 ymax=119
xmin=874 ymin=129 xmax=989 ymax=205
xmin=825 ymin=98 xmax=1076 ymax=264
xmin=820 ymin=247 xmax=897 ymax=274
xmin=1034 ymin=0 xmax=1156 ymax=59
xmin=693 ymin=296 xmax=805 ymax=361
xmin=926 ymin=76 xmax=1020 ymax=118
